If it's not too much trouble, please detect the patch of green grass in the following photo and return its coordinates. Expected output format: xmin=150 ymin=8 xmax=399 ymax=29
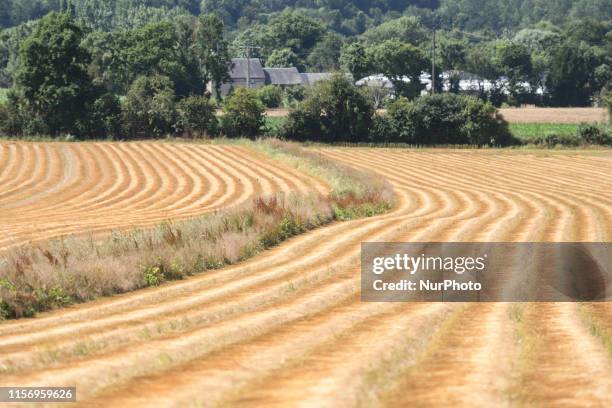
xmin=509 ymin=123 xmax=579 ymax=142
xmin=265 ymin=116 xmax=286 ymax=135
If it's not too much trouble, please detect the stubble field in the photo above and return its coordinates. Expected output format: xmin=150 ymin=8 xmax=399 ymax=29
xmin=0 ymin=141 xmax=611 ymax=407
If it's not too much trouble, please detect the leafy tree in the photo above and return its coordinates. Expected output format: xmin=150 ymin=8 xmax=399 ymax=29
xmin=493 ymin=40 xmax=533 ymax=103
xmin=230 ymin=11 xmax=325 ymax=70
xmin=266 ymin=48 xmax=302 ymax=70
xmin=513 ymin=28 xmax=561 ymax=53
xmin=189 ymin=14 xmax=231 ymax=98
xmin=256 ymin=85 xmax=283 ymax=108
xmin=122 ymin=75 xmax=177 ymax=138
xmin=282 ymin=74 xmax=374 ymax=142
xmin=464 ymin=43 xmax=505 ymax=104
xmin=361 ymin=16 xmax=427 ymax=46
xmin=384 ymin=93 xmax=511 ymax=145
xmin=368 ymin=40 xmax=428 ymax=98
xmin=176 ymin=94 xmax=218 ymax=137
xmin=15 ymin=12 xmax=96 ymax=135
xmin=88 ymin=93 xmax=122 ymax=138
xmin=546 ymin=42 xmax=600 ymax=106
xmin=340 ymin=42 xmax=372 ymax=81
xmin=85 ymin=21 xmax=202 ymax=96
xmin=221 ymin=87 xmax=265 ymax=138
xmin=306 ymin=32 xmax=344 ymax=71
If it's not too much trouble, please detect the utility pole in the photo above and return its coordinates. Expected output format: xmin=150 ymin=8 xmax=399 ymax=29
xmin=431 ymin=28 xmax=436 ymax=94
xmin=246 ymin=46 xmax=251 ymax=89
xmin=238 ymin=45 xmax=261 ymax=89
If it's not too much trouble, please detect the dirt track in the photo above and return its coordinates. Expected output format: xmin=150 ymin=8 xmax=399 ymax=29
xmin=0 ymin=144 xmax=611 ymax=407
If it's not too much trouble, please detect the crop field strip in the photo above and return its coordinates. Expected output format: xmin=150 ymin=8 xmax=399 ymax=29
xmin=0 ymin=142 xmax=327 ymax=251
xmin=0 ymin=144 xmax=611 ymax=407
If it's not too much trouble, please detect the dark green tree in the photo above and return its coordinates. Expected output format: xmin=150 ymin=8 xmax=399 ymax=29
xmin=546 ymin=42 xmax=600 ymax=106
xmin=340 ymin=42 xmax=371 ymax=80
xmin=368 ymin=40 xmax=428 ymax=98
xmin=282 ymin=74 xmax=374 ymax=142
xmin=122 ymin=75 xmax=177 ymax=139
xmin=266 ymin=48 xmax=302 ymax=69
xmin=190 ymin=14 xmax=231 ymax=98
xmin=15 ymin=12 xmax=96 ymax=135
xmin=493 ymin=41 xmax=533 ymax=103
xmin=221 ymin=87 xmax=265 ymax=138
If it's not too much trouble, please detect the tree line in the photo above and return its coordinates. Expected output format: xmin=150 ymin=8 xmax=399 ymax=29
xmin=0 ymin=12 xmax=610 ymax=147
xmin=1 ymin=2 xmax=610 ymax=107
xmin=0 ymin=12 xmax=230 ymax=137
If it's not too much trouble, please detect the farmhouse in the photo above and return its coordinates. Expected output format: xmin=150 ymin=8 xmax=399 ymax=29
xmin=211 ymin=58 xmax=336 ymax=96
xmin=264 ymin=67 xmax=303 ymax=86
xmin=214 ymin=58 xmax=267 ymax=96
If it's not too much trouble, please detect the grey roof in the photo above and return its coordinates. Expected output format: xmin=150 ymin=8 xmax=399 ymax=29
xmin=263 ymin=67 xmax=303 ymax=85
xmin=230 ymin=58 xmax=265 ymax=80
xmin=300 ymin=73 xmax=334 ymax=86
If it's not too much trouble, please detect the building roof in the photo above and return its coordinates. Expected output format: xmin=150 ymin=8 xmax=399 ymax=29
xmin=356 ymin=74 xmax=395 ymax=89
xmin=300 ymin=73 xmax=334 ymax=86
xmin=263 ymin=67 xmax=303 ymax=85
xmin=230 ymin=58 xmax=265 ymax=80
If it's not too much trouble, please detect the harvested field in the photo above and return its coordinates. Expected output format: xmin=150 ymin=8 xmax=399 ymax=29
xmin=0 ymin=141 xmax=327 ymax=250
xmin=0 ymin=144 xmax=611 ymax=407
xmin=499 ymin=107 xmax=607 ymax=123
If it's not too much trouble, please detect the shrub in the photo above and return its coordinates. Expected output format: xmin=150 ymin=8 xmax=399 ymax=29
xmin=15 ymin=12 xmax=97 ymax=136
xmin=88 ymin=93 xmax=122 ymax=138
xmin=122 ymin=75 xmax=177 ymax=139
xmin=0 ymin=100 xmax=17 ymax=135
xmin=385 ymin=97 xmax=415 ymax=143
xmin=532 ymin=133 xmax=581 ymax=147
xmin=283 ymin=85 xmax=306 ymax=108
xmin=281 ymin=74 xmax=374 ymax=143
xmin=576 ymin=124 xmax=612 ymax=145
xmin=463 ymin=96 xmax=514 ymax=146
xmin=221 ymin=87 xmax=265 ymax=138
xmin=257 ymin=85 xmax=283 ymax=108
xmin=383 ymin=93 xmax=513 ymax=146
xmin=0 ymin=89 xmax=49 ymax=136
xmin=280 ymin=97 xmax=324 ymax=141
xmin=176 ymin=95 xmax=218 ymax=138
xmin=368 ymin=114 xmax=395 ymax=143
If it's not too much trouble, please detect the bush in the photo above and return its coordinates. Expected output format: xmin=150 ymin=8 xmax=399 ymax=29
xmin=368 ymin=114 xmax=395 ymax=143
xmin=383 ymin=93 xmax=513 ymax=146
xmin=283 ymin=85 xmax=306 ymax=108
xmin=463 ymin=96 xmax=514 ymax=146
xmin=281 ymin=74 xmax=374 ymax=142
xmin=88 ymin=93 xmax=122 ymax=138
xmin=576 ymin=124 xmax=612 ymax=145
xmin=385 ymin=97 xmax=415 ymax=143
xmin=221 ymin=87 xmax=265 ymax=138
xmin=257 ymin=85 xmax=283 ymax=108
xmin=176 ymin=95 xmax=218 ymax=138
xmin=122 ymin=75 xmax=177 ymax=139
xmin=0 ymin=89 xmax=49 ymax=136
xmin=532 ymin=133 xmax=581 ymax=147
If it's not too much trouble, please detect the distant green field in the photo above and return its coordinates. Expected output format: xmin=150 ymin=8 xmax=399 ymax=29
xmin=266 ymin=117 xmax=580 ymax=143
xmin=508 ymin=123 xmax=579 ymax=142
xmin=265 ymin=116 xmax=286 ymax=134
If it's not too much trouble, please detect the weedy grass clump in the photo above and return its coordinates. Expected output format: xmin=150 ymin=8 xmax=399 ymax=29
xmin=0 ymin=193 xmax=333 ymax=318
xmin=247 ymin=138 xmax=395 ymax=219
xmin=0 ymin=140 xmax=395 ymax=319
